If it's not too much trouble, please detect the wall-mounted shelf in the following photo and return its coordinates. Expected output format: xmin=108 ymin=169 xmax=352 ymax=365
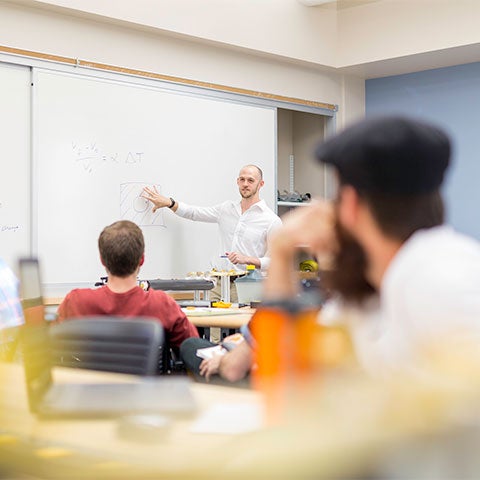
xmin=276 ymin=109 xmax=334 ymax=216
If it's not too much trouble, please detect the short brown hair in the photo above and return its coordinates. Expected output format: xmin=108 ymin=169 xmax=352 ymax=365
xmin=359 ymin=189 xmax=444 ymax=242
xmin=322 ymin=189 xmax=444 ymax=305
xmin=98 ymin=220 xmax=144 ymax=277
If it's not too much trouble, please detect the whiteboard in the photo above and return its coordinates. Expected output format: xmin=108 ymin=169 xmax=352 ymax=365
xmin=33 ymin=70 xmax=276 ymax=293
xmin=0 ymin=63 xmax=30 ymax=272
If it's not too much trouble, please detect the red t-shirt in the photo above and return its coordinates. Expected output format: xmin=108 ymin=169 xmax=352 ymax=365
xmin=57 ymin=286 xmax=198 ymax=348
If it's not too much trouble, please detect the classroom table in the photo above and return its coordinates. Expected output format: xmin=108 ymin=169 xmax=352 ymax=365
xmin=44 ymin=298 xmax=65 ymax=307
xmin=45 ymin=298 xmax=254 ymax=338
xmin=0 ymin=362 xmax=263 ymax=479
xmin=1 ymin=354 xmax=476 ymax=479
xmin=183 ymin=307 xmax=254 ymax=341
xmin=183 ymin=307 xmax=254 ymax=329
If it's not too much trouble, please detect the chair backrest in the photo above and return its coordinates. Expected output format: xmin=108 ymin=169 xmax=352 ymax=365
xmin=49 ymin=316 xmax=165 ymax=376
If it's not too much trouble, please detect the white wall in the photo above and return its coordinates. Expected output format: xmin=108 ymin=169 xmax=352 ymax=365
xmin=0 ymin=1 xmax=364 ymax=128
xmin=10 ymin=0 xmax=480 ymax=127
xmin=337 ymin=0 xmax=480 ymax=69
xmin=0 ymin=0 xmax=365 ymax=282
xmin=15 ymin=0 xmax=338 ymax=66
xmin=13 ymin=0 xmax=480 ymax=76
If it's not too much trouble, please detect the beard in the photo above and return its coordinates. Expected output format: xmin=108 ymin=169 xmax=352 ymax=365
xmin=239 ymin=184 xmax=259 ymax=199
xmin=322 ymin=220 xmax=376 ymax=305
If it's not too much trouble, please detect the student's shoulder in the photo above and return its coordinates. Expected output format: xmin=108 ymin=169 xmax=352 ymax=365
xmin=65 ymin=287 xmax=100 ymax=300
xmin=58 ymin=288 xmax=100 ymax=313
xmin=146 ymin=288 xmax=178 ymax=304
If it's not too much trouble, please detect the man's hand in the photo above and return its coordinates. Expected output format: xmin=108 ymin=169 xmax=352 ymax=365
xmin=199 ymin=355 xmax=222 ymax=382
xmin=222 ymin=333 xmax=244 ymax=345
xmin=226 ymin=251 xmax=248 ymax=265
xmin=270 ymin=201 xmax=337 ymax=262
xmin=264 ymin=200 xmax=336 ymax=299
xmin=199 ymin=341 xmax=253 ymax=383
xmin=226 ymin=252 xmax=260 ymax=268
xmin=141 ymin=186 xmax=171 ymax=213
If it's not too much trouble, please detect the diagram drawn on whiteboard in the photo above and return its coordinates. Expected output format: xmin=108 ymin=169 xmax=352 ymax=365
xmin=120 ymin=182 xmax=165 ymax=227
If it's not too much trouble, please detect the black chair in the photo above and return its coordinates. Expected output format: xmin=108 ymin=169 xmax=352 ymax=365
xmin=49 ymin=316 xmax=165 ymax=376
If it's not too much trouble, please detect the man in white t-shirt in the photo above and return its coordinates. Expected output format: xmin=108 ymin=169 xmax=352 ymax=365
xmin=263 ymin=115 xmax=480 ymax=379
xmin=143 ymin=164 xmax=281 ymax=302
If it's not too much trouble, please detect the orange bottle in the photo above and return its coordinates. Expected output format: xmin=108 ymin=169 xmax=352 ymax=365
xmin=251 ymin=303 xmax=321 ymax=426
xmin=251 ymin=307 xmax=289 ymax=426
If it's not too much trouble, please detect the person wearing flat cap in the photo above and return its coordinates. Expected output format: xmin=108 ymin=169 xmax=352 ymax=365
xmin=263 ymin=115 xmax=480 ymax=379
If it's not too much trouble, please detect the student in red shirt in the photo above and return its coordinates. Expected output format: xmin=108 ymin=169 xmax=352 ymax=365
xmin=57 ymin=220 xmax=199 ymax=350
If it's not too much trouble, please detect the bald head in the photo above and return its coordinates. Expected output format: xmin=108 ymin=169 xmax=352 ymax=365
xmin=237 ymin=165 xmax=264 ymax=201
xmin=239 ymin=165 xmax=263 ymax=180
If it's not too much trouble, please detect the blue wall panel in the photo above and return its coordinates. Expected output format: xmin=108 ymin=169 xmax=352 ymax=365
xmin=366 ymin=62 xmax=480 ymax=239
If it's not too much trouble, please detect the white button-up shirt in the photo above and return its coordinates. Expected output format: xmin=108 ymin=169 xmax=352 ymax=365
xmin=175 ymin=199 xmax=282 ymax=271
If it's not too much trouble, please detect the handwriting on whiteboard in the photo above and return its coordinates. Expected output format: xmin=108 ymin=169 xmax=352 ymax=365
xmin=72 ymin=142 xmax=144 ymax=174
xmin=0 ymin=200 xmax=21 ymax=232
xmin=1 ymin=225 xmax=20 ymax=233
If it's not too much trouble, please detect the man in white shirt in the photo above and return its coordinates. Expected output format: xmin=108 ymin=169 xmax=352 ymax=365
xmin=264 ymin=115 xmax=480 ymax=379
xmin=143 ymin=164 xmax=281 ymax=301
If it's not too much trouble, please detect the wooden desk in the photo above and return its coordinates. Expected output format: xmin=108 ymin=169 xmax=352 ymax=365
xmin=0 ymin=362 xmax=262 ymax=479
xmin=0 ymin=358 xmax=468 ymax=479
xmin=44 ymin=297 xmax=64 ymax=306
xmin=44 ymin=298 xmax=254 ymax=331
xmin=185 ymin=307 xmax=254 ymax=329
xmin=185 ymin=307 xmax=254 ymax=341
xmin=45 ymin=292 xmax=195 ymax=306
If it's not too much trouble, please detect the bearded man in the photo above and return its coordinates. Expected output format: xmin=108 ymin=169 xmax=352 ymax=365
xmin=143 ymin=164 xmax=281 ymax=302
xmin=264 ymin=116 xmax=480 ymax=378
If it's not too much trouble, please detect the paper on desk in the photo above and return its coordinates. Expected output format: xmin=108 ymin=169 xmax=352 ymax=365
xmin=196 ymin=345 xmax=227 ymax=360
xmin=190 ymin=403 xmax=262 ymax=435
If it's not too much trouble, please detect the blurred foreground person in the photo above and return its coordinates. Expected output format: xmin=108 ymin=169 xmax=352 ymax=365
xmin=264 ymin=115 xmax=480 ymax=379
